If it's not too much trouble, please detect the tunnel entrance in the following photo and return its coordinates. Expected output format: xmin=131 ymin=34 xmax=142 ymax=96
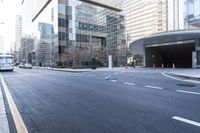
xmin=145 ymin=43 xmax=195 ymax=68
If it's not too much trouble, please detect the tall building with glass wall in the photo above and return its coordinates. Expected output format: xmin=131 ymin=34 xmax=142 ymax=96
xmin=31 ymin=0 xmax=126 ymax=67
xmin=185 ymin=0 xmax=200 ymax=28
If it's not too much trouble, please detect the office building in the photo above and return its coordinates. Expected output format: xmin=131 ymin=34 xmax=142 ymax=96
xmin=20 ymin=36 xmax=34 ymax=63
xmin=123 ymin=0 xmax=167 ymax=44
xmin=185 ymin=0 xmax=200 ymax=28
xmin=123 ymin=0 xmax=186 ymax=45
xmin=31 ymin=0 xmax=126 ymax=67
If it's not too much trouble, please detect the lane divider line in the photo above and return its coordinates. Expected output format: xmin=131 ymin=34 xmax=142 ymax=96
xmin=0 ymin=74 xmax=28 ymax=133
xmin=145 ymin=85 xmax=163 ymax=90
xmin=172 ymin=116 xmax=200 ymax=127
xmin=123 ymin=82 xmax=135 ymax=86
xmin=110 ymin=80 xmax=117 ymax=83
xmin=177 ymin=90 xmax=200 ymax=95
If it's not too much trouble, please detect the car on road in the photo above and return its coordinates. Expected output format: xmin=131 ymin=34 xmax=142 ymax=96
xmin=24 ymin=63 xmax=33 ymax=69
xmin=19 ymin=64 xmax=25 ymax=68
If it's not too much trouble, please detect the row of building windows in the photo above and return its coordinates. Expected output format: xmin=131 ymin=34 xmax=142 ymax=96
xmin=59 ymin=32 xmax=91 ymax=43
xmin=58 ymin=18 xmax=107 ymax=33
xmin=76 ymin=21 xmax=107 ymax=33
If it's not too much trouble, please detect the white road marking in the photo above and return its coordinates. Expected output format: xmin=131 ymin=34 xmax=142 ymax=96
xmin=161 ymin=73 xmax=200 ymax=84
xmin=0 ymin=74 xmax=28 ymax=133
xmin=177 ymin=90 xmax=200 ymax=95
xmin=3 ymin=73 xmax=55 ymax=78
xmin=145 ymin=85 xmax=163 ymax=90
xmin=124 ymin=82 xmax=135 ymax=86
xmin=172 ymin=116 xmax=200 ymax=127
xmin=110 ymin=80 xmax=117 ymax=82
xmin=113 ymin=73 xmax=118 ymax=75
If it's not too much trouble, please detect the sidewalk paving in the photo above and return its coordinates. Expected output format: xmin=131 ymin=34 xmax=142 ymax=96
xmin=0 ymin=86 xmax=10 ymax=133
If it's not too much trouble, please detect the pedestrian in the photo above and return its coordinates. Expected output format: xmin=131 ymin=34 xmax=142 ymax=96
xmin=132 ymin=61 xmax=135 ymax=68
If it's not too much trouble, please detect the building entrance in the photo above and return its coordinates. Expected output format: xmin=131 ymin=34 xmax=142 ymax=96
xmin=145 ymin=43 xmax=195 ymax=68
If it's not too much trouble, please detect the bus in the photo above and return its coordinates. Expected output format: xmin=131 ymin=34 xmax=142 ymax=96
xmin=0 ymin=55 xmax=14 ymax=71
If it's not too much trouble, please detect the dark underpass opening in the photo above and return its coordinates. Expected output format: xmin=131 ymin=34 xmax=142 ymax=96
xmin=145 ymin=43 xmax=195 ymax=68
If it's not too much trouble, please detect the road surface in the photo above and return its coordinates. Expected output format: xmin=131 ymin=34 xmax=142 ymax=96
xmin=0 ymin=68 xmax=200 ymax=133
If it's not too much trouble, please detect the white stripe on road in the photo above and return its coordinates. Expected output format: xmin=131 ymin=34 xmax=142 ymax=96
xmin=0 ymin=74 xmax=28 ymax=133
xmin=177 ymin=90 xmax=200 ymax=95
xmin=110 ymin=80 xmax=117 ymax=83
xmin=123 ymin=82 xmax=135 ymax=86
xmin=173 ymin=116 xmax=200 ymax=127
xmin=145 ymin=85 xmax=163 ymax=90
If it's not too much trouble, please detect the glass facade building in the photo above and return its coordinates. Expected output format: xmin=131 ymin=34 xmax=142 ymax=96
xmin=31 ymin=0 xmax=126 ymax=67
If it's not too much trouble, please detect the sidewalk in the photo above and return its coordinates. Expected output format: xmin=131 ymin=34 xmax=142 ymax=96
xmin=0 ymin=86 xmax=10 ymax=133
xmin=33 ymin=66 xmax=129 ymax=72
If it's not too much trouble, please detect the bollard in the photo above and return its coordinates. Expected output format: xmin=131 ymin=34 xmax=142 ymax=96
xmin=162 ymin=63 xmax=164 ymax=69
xmin=125 ymin=64 xmax=128 ymax=69
xmin=172 ymin=63 xmax=175 ymax=69
xmin=153 ymin=63 xmax=156 ymax=69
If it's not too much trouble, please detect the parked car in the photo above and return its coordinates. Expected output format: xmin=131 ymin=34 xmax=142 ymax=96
xmin=19 ymin=64 xmax=25 ymax=68
xmin=24 ymin=63 xmax=33 ymax=69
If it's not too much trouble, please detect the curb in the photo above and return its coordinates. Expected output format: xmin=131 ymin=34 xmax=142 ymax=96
xmin=165 ymin=73 xmax=200 ymax=81
xmin=33 ymin=67 xmax=92 ymax=73
xmin=0 ymin=86 xmax=10 ymax=133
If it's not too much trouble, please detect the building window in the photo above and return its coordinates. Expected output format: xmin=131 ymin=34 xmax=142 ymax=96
xmin=58 ymin=3 xmax=65 ymax=15
xmin=58 ymin=18 xmax=66 ymax=27
xmin=58 ymin=32 xmax=66 ymax=41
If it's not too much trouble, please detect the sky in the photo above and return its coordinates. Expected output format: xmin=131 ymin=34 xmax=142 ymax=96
xmin=0 ymin=0 xmax=21 ymax=53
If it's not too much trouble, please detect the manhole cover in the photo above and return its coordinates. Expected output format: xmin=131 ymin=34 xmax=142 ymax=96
xmin=176 ymin=84 xmax=196 ymax=87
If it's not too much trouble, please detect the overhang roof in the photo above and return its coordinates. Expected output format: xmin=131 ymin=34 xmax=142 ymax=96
xmin=130 ymin=30 xmax=200 ymax=46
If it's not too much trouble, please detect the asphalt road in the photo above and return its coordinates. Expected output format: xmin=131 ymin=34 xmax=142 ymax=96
xmin=0 ymin=68 xmax=200 ymax=133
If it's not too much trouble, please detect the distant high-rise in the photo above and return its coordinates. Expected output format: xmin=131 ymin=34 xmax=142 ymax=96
xmin=15 ymin=15 xmax=22 ymax=52
xmin=0 ymin=35 xmax=4 ymax=53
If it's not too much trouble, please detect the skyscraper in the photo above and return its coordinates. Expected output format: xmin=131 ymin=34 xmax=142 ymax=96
xmin=15 ymin=15 xmax=22 ymax=62
xmin=123 ymin=0 xmax=167 ymax=44
xmin=15 ymin=15 xmax=22 ymax=52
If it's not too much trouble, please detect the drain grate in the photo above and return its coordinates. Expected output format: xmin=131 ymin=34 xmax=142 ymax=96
xmin=176 ymin=84 xmax=196 ymax=87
